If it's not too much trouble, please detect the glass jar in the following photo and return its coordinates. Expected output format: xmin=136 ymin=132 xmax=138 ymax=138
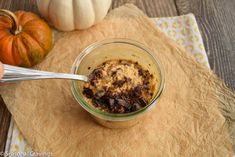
xmin=71 ymin=39 xmax=165 ymax=128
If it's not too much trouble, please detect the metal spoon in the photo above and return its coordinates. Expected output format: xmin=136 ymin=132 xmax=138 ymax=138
xmin=0 ymin=64 xmax=88 ymax=83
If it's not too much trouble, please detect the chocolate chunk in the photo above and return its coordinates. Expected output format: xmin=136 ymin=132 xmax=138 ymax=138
xmin=131 ymin=103 xmax=142 ymax=111
xmin=145 ymin=70 xmax=151 ymax=78
xmin=112 ymin=79 xmax=126 ymax=87
xmin=99 ymin=95 xmax=110 ymax=105
xmin=117 ymin=99 xmax=131 ymax=109
xmin=113 ymin=77 xmax=131 ymax=88
xmin=138 ymin=69 xmax=144 ymax=76
xmin=111 ymin=71 xmax=117 ymax=76
xmin=139 ymin=69 xmax=151 ymax=79
xmin=138 ymin=98 xmax=147 ymax=107
xmin=109 ymin=98 xmax=115 ymax=108
xmin=88 ymin=68 xmax=103 ymax=87
xmin=143 ymin=79 xmax=150 ymax=85
xmin=95 ymin=89 xmax=105 ymax=98
xmin=83 ymin=88 xmax=93 ymax=98
xmin=88 ymin=67 xmax=91 ymax=70
xmin=103 ymin=89 xmax=113 ymax=99
xmin=92 ymin=99 xmax=100 ymax=107
xmin=90 ymin=78 xmax=97 ymax=86
xmin=133 ymin=86 xmax=142 ymax=97
xmin=143 ymin=84 xmax=150 ymax=90
xmin=92 ymin=68 xmax=103 ymax=79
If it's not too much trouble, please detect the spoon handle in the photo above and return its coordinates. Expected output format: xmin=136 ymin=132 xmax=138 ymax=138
xmin=0 ymin=64 xmax=88 ymax=83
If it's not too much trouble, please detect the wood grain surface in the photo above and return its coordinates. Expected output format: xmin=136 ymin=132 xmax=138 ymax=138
xmin=0 ymin=0 xmax=234 ymax=153
xmin=176 ymin=0 xmax=235 ymax=91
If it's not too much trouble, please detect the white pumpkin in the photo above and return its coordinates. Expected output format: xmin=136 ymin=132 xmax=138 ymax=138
xmin=37 ymin=0 xmax=112 ymax=31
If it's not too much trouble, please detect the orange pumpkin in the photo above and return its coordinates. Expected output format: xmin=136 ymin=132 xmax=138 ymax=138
xmin=0 ymin=9 xmax=52 ymax=67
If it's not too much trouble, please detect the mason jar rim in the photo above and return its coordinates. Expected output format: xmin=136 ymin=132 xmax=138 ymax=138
xmin=71 ymin=38 xmax=165 ymax=121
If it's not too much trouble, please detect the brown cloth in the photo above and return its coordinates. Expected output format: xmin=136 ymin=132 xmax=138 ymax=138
xmin=1 ymin=4 xmax=235 ymax=157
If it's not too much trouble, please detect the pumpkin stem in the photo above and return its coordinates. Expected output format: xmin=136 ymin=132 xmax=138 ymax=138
xmin=0 ymin=9 xmax=21 ymax=35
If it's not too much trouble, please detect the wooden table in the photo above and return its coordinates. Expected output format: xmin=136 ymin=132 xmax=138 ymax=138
xmin=0 ymin=0 xmax=234 ymax=153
